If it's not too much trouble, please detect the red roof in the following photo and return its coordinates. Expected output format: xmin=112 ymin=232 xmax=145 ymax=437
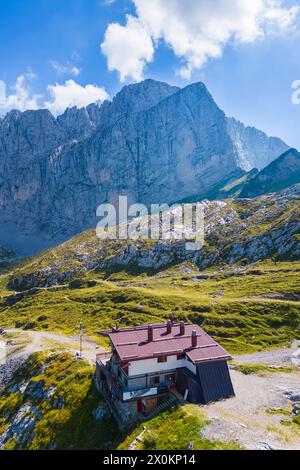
xmin=101 ymin=323 xmax=231 ymax=365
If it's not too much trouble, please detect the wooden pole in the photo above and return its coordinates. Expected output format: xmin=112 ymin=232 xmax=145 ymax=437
xmin=79 ymin=319 xmax=83 ymax=359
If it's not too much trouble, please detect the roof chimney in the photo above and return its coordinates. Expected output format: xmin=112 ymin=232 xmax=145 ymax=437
xmin=180 ymin=321 xmax=185 ymax=336
xmin=167 ymin=320 xmax=172 ymax=334
xmin=148 ymin=325 xmax=153 ymax=342
xmin=191 ymin=330 xmax=197 ymax=348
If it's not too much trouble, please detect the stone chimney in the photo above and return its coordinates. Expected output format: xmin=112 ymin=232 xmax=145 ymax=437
xmin=148 ymin=325 xmax=154 ymax=342
xmin=180 ymin=321 xmax=185 ymax=336
xmin=191 ymin=330 xmax=197 ymax=348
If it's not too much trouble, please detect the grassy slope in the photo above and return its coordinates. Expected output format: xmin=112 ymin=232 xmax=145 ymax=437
xmin=118 ymin=405 xmax=241 ymax=450
xmin=0 ymin=259 xmax=299 ymax=354
xmin=0 ymin=353 xmax=123 ymax=450
xmin=0 ymin=353 xmax=240 ymax=450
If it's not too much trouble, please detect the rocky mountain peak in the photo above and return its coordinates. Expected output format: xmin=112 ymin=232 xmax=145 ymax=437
xmin=57 ymin=106 xmax=95 ymax=140
xmin=112 ymin=78 xmax=179 ymax=112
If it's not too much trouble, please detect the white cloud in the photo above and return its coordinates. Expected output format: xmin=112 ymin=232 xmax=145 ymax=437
xmin=101 ymin=15 xmax=154 ymax=82
xmin=44 ymin=79 xmax=109 ymax=115
xmin=0 ymin=69 xmax=109 ymax=116
xmin=0 ymin=69 xmax=42 ymax=112
xmin=102 ymin=0 xmax=300 ymax=80
xmin=50 ymin=60 xmax=81 ymax=77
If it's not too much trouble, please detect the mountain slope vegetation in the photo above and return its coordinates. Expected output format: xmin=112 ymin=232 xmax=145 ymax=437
xmin=0 ymin=186 xmax=299 ymax=355
xmin=240 ymin=148 xmax=300 ymax=198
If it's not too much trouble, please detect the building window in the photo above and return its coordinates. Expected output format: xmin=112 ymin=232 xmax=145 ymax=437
xmin=157 ymin=355 xmax=167 ymax=363
xmin=149 ymin=375 xmax=160 ymax=386
xmin=177 ymin=353 xmax=185 ymax=360
xmin=166 ymin=374 xmax=176 ymax=384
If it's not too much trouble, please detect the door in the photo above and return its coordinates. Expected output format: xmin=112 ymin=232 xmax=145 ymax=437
xmin=137 ymin=399 xmax=142 ymax=413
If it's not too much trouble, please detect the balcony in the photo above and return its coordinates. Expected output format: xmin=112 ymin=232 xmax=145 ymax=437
xmin=96 ymin=351 xmax=112 ymax=366
xmin=96 ymin=352 xmax=174 ymax=404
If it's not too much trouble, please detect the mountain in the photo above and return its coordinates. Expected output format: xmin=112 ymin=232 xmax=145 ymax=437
xmin=240 ymin=148 xmax=300 ymax=198
xmin=227 ymin=118 xmax=288 ymax=171
xmin=0 ymin=79 xmax=289 ymax=255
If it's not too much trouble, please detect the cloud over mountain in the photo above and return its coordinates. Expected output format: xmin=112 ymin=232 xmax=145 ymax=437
xmin=44 ymin=80 xmax=109 ymax=115
xmin=101 ymin=0 xmax=299 ymax=80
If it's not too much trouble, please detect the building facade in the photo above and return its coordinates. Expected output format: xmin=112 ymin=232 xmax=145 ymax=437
xmin=95 ymin=322 xmax=234 ymax=427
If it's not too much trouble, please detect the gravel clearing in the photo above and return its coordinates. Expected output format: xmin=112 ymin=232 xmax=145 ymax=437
xmin=233 ymin=346 xmax=299 ymax=366
xmin=202 ymin=369 xmax=300 ymax=450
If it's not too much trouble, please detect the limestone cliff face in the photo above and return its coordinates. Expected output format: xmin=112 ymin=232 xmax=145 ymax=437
xmin=227 ymin=117 xmax=288 ymax=171
xmin=0 ymin=79 xmax=289 ymax=254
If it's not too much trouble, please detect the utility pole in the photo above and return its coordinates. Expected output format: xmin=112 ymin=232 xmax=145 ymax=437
xmin=79 ymin=319 xmax=83 ymax=359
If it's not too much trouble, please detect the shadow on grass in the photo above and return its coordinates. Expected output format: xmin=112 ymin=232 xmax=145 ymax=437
xmin=54 ymin=380 xmax=126 ymax=450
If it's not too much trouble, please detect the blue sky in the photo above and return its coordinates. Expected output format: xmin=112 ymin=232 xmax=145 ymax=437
xmin=0 ymin=0 xmax=300 ymax=148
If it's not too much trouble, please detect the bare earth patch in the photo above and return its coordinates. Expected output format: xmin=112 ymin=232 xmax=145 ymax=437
xmin=233 ymin=346 xmax=299 ymax=366
xmin=3 ymin=328 xmax=101 ymax=364
xmin=202 ymin=360 xmax=300 ymax=450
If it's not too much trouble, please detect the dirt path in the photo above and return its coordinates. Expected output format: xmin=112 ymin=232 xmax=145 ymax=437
xmin=0 ymin=328 xmax=103 ymax=392
xmin=3 ymin=328 xmax=102 ymax=364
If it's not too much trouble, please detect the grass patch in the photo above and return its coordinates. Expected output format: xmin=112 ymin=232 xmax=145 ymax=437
xmin=234 ymin=363 xmax=297 ymax=376
xmin=118 ymin=405 xmax=241 ymax=450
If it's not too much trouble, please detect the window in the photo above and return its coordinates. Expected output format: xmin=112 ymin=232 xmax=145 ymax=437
xmin=149 ymin=376 xmax=160 ymax=386
xmin=177 ymin=353 xmax=185 ymax=361
xmin=157 ymin=355 xmax=167 ymax=363
xmin=166 ymin=374 xmax=176 ymax=384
